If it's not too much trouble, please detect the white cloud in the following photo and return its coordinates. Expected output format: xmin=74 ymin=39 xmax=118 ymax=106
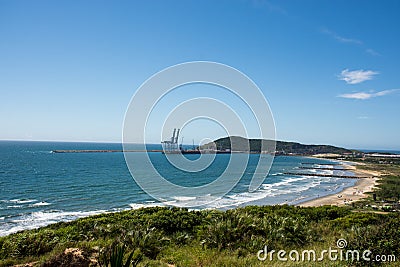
xmin=251 ymin=0 xmax=288 ymax=15
xmin=339 ymin=69 xmax=379 ymax=84
xmin=366 ymin=48 xmax=380 ymax=56
xmin=357 ymin=116 xmax=369 ymax=120
xmin=339 ymin=92 xmax=373 ymax=100
xmin=321 ymin=28 xmax=363 ymax=45
xmin=321 ymin=28 xmax=380 ymax=56
xmin=338 ymin=89 xmax=398 ymax=100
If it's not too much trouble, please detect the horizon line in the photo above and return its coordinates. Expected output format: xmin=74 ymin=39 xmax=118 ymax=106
xmin=0 ymin=138 xmax=399 ymax=151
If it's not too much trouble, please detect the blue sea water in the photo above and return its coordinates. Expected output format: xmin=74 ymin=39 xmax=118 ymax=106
xmin=0 ymin=141 xmax=357 ymax=236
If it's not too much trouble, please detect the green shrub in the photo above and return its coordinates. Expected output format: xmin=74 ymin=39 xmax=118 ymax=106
xmin=0 ymin=205 xmax=397 ymax=266
xmin=332 ymin=213 xmax=382 ymax=229
xmin=126 ymin=227 xmax=169 ymax=259
xmin=259 ymin=214 xmax=314 ymax=248
xmin=0 ymin=229 xmax=59 ymax=259
xmin=346 ymin=215 xmax=400 ymax=265
xmin=198 ymin=209 xmax=314 ymax=252
xmin=99 ymin=244 xmax=142 ymax=267
xmin=198 ymin=210 xmax=257 ymax=251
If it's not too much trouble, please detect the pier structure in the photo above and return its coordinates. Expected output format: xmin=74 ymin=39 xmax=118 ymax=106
xmin=162 ymin=128 xmax=181 ymax=153
xmin=283 ymin=172 xmax=371 ymax=179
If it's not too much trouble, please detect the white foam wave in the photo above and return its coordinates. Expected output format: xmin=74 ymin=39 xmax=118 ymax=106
xmin=30 ymin=201 xmax=51 ymax=207
xmin=262 ymin=176 xmax=308 ymax=189
xmin=172 ymin=196 xmax=197 ymax=201
xmin=283 ymin=181 xmax=321 ymax=194
xmin=129 ymin=203 xmax=165 ymax=210
xmin=7 ymin=205 xmax=20 ymax=209
xmin=315 ymin=164 xmax=334 ymax=169
xmin=9 ymin=199 xmax=37 ymax=204
xmin=204 ymin=175 xmax=329 ymax=209
xmin=0 ymin=210 xmax=107 ymax=237
xmin=211 ymin=189 xmax=275 ymax=209
xmin=159 ymin=193 xmax=226 ymax=208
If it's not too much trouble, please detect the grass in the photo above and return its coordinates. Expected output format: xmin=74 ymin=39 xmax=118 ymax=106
xmin=1 ymin=205 xmax=399 ymax=266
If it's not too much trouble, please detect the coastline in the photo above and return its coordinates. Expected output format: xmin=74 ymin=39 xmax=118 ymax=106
xmin=297 ymin=160 xmax=381 ymax=207
xmin=0 ymin=152 xmax=384 ymax=237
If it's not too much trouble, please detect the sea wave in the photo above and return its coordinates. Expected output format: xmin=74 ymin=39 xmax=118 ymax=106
xmin=0 ymin=176 xmax=354 ymax=236
xmin=0 ymin=210 xmax=107 ymax=237
xmin=2 ymin=200 xmax=51 ymax=209
xmin=9 ymin=199 xmax=37 ymax=204
xmin=162 ymin=194 xmax=220 ymax=207
xmin=137 ymin=175 xmax=330 ymax=209
xmin=283 ymin=181 xmax=321 ymax=194
xmin=6 ymin=205 xmax=20 ymax=209
xmin=30 ymin=201 xmax=51 ymax=207
xmin=262 ymin=176 xmax=308 ymax=189
xmin=206 ymin=175 xmax=328 ymax=209
xmin=172 ymin=196 xmax=197 ymax=201
xmin=129 ymin=203 xmax=165 ymax=210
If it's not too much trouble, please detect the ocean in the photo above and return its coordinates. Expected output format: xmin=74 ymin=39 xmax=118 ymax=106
xmin=0 ymin=141 xmax=357 ymax=236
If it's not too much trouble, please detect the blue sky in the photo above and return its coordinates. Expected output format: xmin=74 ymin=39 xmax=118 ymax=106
xmin=0 ymin=0 xmax=399 ymax=149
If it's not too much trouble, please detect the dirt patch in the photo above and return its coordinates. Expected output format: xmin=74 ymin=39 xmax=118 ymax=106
xmin=41 ymin=248 xmax=98 ymax=267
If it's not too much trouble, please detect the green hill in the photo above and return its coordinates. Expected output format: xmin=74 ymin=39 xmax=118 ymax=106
xmin=201 ymin=136 xmax=355 ymax=155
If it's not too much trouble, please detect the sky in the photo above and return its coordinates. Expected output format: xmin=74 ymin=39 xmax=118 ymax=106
xmin=0 ymin=0 xmax=399 ymax=150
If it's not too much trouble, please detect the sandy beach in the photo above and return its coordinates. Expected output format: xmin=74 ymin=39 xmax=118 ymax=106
xmin=298 ymin=161 xmax=381 ymax=207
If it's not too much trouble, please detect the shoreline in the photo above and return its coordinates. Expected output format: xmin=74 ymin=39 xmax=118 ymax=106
xmin=297 ymin=160 xmax=381 ymax=207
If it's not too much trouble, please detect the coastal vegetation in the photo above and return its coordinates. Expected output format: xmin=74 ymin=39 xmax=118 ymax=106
xmin=1 ymin=205 xmax=399 ymax=266
xmin=1 ymin=159 xmax=399 ymax=266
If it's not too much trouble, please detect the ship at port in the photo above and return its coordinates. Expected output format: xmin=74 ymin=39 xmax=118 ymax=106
xmin=161 ymin=128 xmax=231 ymax=154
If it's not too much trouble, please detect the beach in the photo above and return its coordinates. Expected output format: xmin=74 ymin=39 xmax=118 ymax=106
xmin=298 ymin=161 xmax=381 ymax=207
